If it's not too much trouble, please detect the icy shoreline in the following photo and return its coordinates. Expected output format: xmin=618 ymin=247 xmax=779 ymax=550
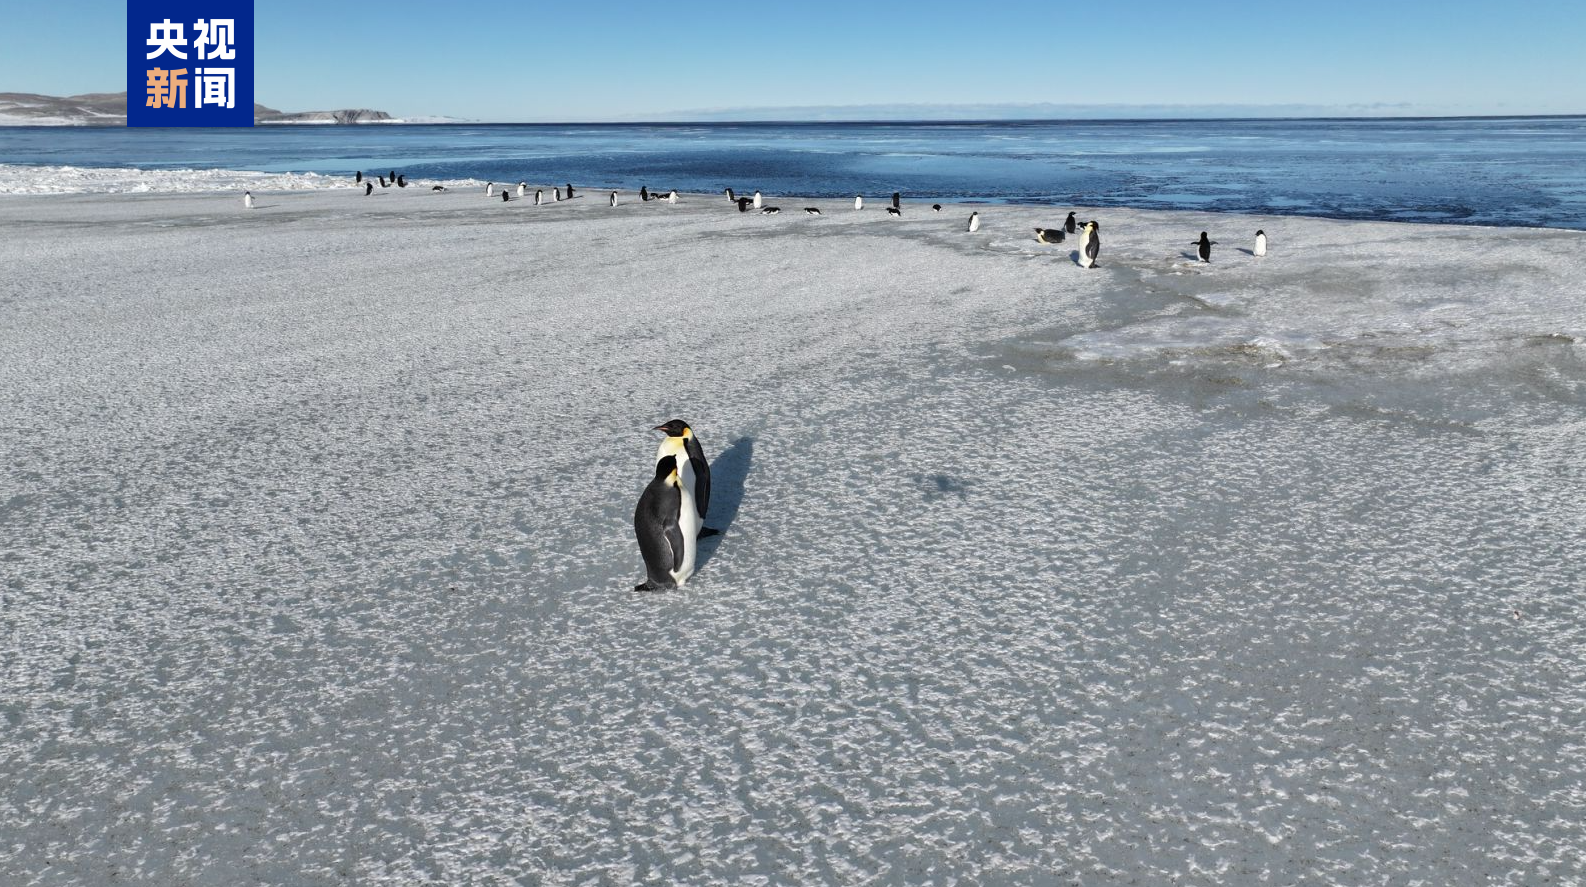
xmin=2 ymin=189 xmax=1583 ymax=885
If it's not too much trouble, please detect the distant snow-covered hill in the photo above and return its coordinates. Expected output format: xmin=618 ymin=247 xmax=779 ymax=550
xmin=0 ymin=91 xmax=400 ymax=125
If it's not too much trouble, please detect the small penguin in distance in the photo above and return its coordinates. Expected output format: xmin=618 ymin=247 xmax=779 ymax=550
xmin=397 ymin=175 xmax=406 ymax=187
xmin=566 ymin=183 xmax=575 ymax=199
xmin=667 ymin=191 xmax=678 ymax=204
xmin=485 ymin=182 xmax=494 ymax=197
xmin=1193 ymin=231 xmax=1216 ymax=263
xmin=554 ymin=187 xmax=562 ymax=201
xmin=753 ymin=190 xmax=763 ymax=209
xmin=761 ymin=206 xmax=781 ymax=214
xmin=1064 ymin=211 xmax=1078 ymax=234
xmin=364 ymin=182 xmax=374 ymax=196
xmin=725 ymin=188 xmax=737 ymax=202
xmin=1035 ymin=227 xmax=1066 ymax=244
xmin=355 ymin=171 xmax=363 ymax=184
xmin=501 ymin=190 xmax=510 ymax=202
xmin=243 ymin=190 xmax=253 ymax=209
xmin=967 ymin=211 xmax=980 ymax=232
xmin=388 ymin=170 xmax=396 ymax=183
xmin=535 ymin=189 xmax=543 ymax=205
xmin=610 ymin=191 xmax=618 ymax=207
xmin=892 ymin=192 xmax=901 ymax=209
xmin=1079 ymin=221 xmax=1101 ymax=268
xmin=1254 ymin=230 xmax=1268 ymax=257
xmin=804 ymin=207 xmax=822 ymax=215
xmin=932 ymin=204 xmax=942 ymax=213
xmin=854 ymin=195 xmax=864 ymax=210
xmin=431 ymin=185 xmax=447 ymax=192
xmin=379 ymin=176 xmax=388 ymax=188
xmin=517 ymin=182 xmax=527 ymax=197
xmin=886 ymin=206 xmax=901 ymax=217
xmin=737 ymin=197 xmax=752 ymax=212
xmin=633 ymin=455 xmax=699 ymax=591
xmin=641 ymin=185 xmax=651 ymax=201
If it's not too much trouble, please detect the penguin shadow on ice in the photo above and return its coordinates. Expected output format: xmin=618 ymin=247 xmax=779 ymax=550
xmin=694 ymin=436 xmax=753 ymax=569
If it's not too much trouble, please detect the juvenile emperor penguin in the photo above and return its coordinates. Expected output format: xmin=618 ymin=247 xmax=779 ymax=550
xmin=653 ymin=418 xmax=715 ymax=535
xmin=854 ymin=195 xmax=864 ymax=210
xmin=1064 ymin=211 xmax=1078 ymax=234
xmin=1079 ymin=221 xmax=1101 ymax=269
xmin=1193 ymin=231 xmax=1216 ymax=263
xmin=752 ymin=190 xmax=763 ymax=209
xmin=610 ymin=191 xmax=619 ymax=207
xmin=634 ymin=454 xmax=700 ymax=591
xmin=967 ymin=211 xmax=981 ymax=233
xmin=243 ymin=190 xmax=253 ymax=209
xmin=1035 ymin=227 xmax=1067 ymax=244
xmin=1254 ymin=229 xmax=1268 ymax=257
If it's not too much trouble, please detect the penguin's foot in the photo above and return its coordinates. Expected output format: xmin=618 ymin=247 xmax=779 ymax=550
xmin=634 ymin=581 xmax=672 ymax=592
xmin=699 ymin=527 xmax=722 ymax=538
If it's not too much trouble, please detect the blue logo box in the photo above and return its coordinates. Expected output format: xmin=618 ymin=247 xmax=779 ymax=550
xmin=127 ymin=0 xmax=254 ymax=126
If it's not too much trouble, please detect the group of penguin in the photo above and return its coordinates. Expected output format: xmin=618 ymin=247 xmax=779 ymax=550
xmin=243 ymin=175 xmax=1274 ymax=266
xmin=635 ymin=419 xmax=719 ymax=591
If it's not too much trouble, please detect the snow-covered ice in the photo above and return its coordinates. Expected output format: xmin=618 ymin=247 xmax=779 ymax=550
xmin=2 ymin=185 xmax=1584 ymax=885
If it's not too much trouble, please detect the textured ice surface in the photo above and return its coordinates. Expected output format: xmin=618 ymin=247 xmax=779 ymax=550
xmin=0 ymin=164 xmax=484 ymax=195
xmin=2 ymin=189 xmax=1584 ymax=886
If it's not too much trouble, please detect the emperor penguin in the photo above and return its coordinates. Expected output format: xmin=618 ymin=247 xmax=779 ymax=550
xmin=610 ymin=191 xmax=618 ymax=207
xmin=485 ymin=182 xmax=495 ymax=197
xmin=1035 ymin=227 xmax=1067 ymax=244
xmin=667 ymin=190 xmax=678 ymax=204
xmin=1064 ymin=211 xmax=1078 ymax=234
xmin=1079 ymin=221 xmax=1100 ymax=268
xmin=967 ymin=211 xmax=981 ymax=233
xmin=243 ymin=190 xmax=253 ymax=209
xmin=641 ymin=186 xmax=650 ymax=201
xmin=804 ymin=207 xmax=822 ymax=215
xmin=737 ymin=197 xmax=752 ymax=212
xmin=932 ymin=204 xmax=943 ymax=213
xmin=1254 ymin=230 xmax=1268 ymax=257
xmin=854 ymin=195 xmax=864 ymax=210
xmin=397 ymin=175 xmax=407 ymax=187
xmin=761 ymin=206 xmax=781 ymax=214
xmin=364 ymin=182 xmax=374 ymax=196
xmin=517 ymin=182 xmax=527 ymax=198
xmin=892 ymin=191 xmax=901 ymax=209
xmin=501 ymin=190 xmax=510 ymax=202
xmin=554 ymin=187 xmax=562 ymax=201
xmin=355 ymin=171 xmax=363 ymax=184
xmin=1193 ymin=231 xmax=1216 ymax=263
xmin=534 ymin=189 xmax=544 ymax=206
xmin=725 ymin=188 xmax=736 ymax=202
xmin=752 ymin=190 xmax=763 ymax=209
xmin=886 ymin=206 xmax=901 ymax=217
xmin=431 ymin=185 xmax=447 ymax=192
xmin=633 ymin=454 xmax=700 ymax=590
xmin=566 ymin=183 xmax=575 ymax=199
xmin=653 ymin=418 xmax=714 ymax=534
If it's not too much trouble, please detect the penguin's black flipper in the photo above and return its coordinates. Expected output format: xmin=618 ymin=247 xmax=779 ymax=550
xmin=699 ymin=527 xmax=721 ymax=538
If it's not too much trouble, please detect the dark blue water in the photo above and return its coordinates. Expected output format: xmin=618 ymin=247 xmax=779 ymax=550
xmin=4 ymin=118 xmax=1586 ymax=229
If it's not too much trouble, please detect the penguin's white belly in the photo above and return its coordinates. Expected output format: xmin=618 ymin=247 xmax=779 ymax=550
xmin=672 ymin=483 xmax=700 ymax=585
xmin=1255 ymin=235 xmax=1267 ymax=257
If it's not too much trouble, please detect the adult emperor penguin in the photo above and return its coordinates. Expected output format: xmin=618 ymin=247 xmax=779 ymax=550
xmin=355 ymin=170 xmax=363 ymax=184
xmin=1035 ymin=227 xmax=1066 ymax=244
xmin=1064 ymin=211 xmax=1078 ymax=234
xmin=553 ymin=187 xmax=562 ymax=201
xmin=653 ymin=418 xmax=714 ymax=534
xmin=243 ymin=190 xmax=253 ymax=209
xmin=752 ymin=190 xmax=763 ymax=209
xmin=1254 ymin=229 xmax=1268 ymax=257
xmin=892 ymin=191 xmax=901 ymax=209
xmin=610 ymin=191 xmax=618 ymax=207
xmin=364 ymin=182 xmax=374 ymax=196
xmin=1193 ymin=231 xmax=1216 ymax=263
xmin=534 ymin=189 xmax=544 ymax=206
xmin=854 ymin=195 xmax=864 ymax=210
xmin=633 ymin=454 xmax=700 ymax=590
xmin=566 ymin=183 xmax=575 ymax=199
xmin=517 ymin=182 xmax=527 ymax=198
xmin=1079 ymin=221 xmax=1100 ymax=268
xmin=397 ymin=175 xmax=407 ymax=188
xmin=967 ymin=211 xmax=981 ymax=232
xmin=485 ymin=182 xmax=495 ymax=197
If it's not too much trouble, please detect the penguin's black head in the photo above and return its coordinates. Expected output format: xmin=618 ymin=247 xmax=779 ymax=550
xmin=1200 ymin=231 xmax=1209 ymax=239
xmin=654 ymin=419 xmax=692 ymax=438
xmin=655 ymin=454 xmax=679 ymax=479
xmin=1256 ymin=229 xmax=1265 ymax=236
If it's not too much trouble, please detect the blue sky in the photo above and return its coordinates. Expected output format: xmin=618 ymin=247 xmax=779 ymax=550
xmin=3 ymin=0 xmax=1583 ymax=119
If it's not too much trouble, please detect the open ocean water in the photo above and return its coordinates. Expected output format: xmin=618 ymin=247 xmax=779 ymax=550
xmin=2 ymin=116 xmax=1586 ymax=229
